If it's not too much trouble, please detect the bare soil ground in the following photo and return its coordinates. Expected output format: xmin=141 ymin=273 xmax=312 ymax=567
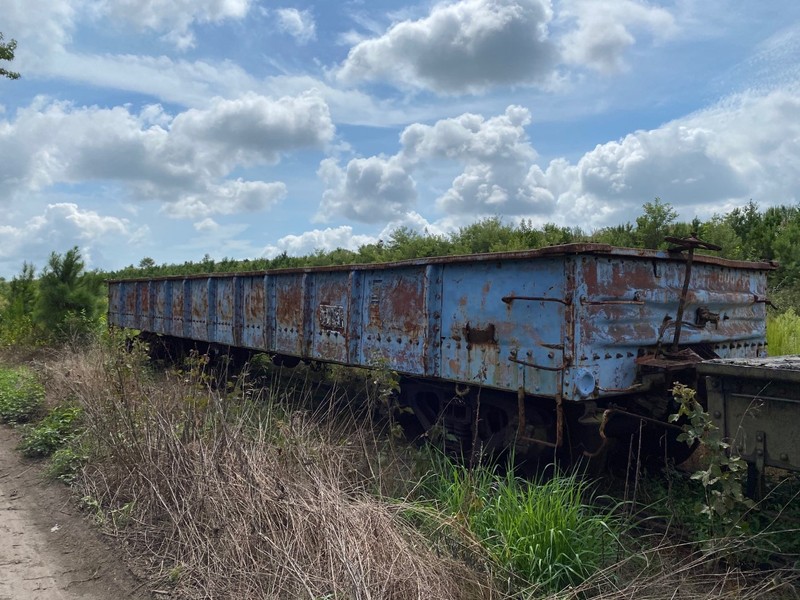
xmin=0 ymin=425 xmax=151 ymax=600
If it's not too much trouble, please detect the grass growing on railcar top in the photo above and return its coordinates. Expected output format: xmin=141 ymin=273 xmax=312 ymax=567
xmin=767 ymin=308 xmax=800 ymax=356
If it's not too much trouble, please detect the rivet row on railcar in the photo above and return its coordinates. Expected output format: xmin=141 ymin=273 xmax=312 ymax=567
xmin=107 ymin=235 xmax=778 ymax=467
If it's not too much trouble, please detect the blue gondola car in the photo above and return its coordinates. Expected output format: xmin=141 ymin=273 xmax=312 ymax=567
xmin=108 ymin=241 xmax=775 ymax=462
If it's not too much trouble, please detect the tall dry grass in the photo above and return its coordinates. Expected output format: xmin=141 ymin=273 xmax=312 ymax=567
xmin=42 ymin=340 xmax=491 ymax=599
xmin=33 ymin=338 xmax=800 ymax=600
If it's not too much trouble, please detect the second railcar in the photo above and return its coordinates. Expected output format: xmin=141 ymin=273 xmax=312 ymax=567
xmin=108 ymin=242 xmax=774 ymax=460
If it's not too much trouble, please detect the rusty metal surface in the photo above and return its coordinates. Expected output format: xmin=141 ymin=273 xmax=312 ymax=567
xmin=170 ymin=280 xmax=185 ymax=337
xmin=213 ymin=278 xmax=235 ymax=346
xmin=240 ymin=275 xmax=266 ymax=350
xmin=274 ymin=273 xmax=305 ymax=357
xmin=572 ymin=253 xmax=769 ymax=400
xmin=439 ymin=259 xmax=564 ymax=398
xmin=698 ymin=356 xmax=800 ymax=383
xmin=107 ymin=244 xmax=771 ymax=401
xmin=705 ymin=368 xmax=800 ymax=473
xmin=310 ymin=271 xmax=351 ymax=364
xmin=360 ymin=267 xmax=427 ymax=373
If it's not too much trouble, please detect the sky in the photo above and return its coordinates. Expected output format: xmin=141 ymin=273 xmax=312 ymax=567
xmin=1 ymin=0 xmax=799 ymax=278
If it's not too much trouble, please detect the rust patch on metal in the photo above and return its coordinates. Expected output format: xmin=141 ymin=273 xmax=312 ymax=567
xmin=138 ymin=283 xmax=150 ymax=315
xmin=276 ymin=276 xmax=303 ymax=326
xmin=367 ymin=274 xmax=424 ymax=335
xmin=243 ymin=278 xmax=265 ymax=322
xmin=463 ymin=322 xmax=496 ymax=345
xmin=368 ymin=279 xmax=383 ymax=326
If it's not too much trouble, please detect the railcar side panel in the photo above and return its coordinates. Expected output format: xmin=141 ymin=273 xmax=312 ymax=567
xmin=108 ymin=282 xmax=124 ymax=328
xmin=188 ymin=279 xmax=210 ymax=342
xmin=572 ymin=255 xmax=768 ymax=400
xmin=171 ymin=280 xmax=186 ymax=338
xmin=310 ymin=271 xmax=352 ymax=365
xmin=438 ymin=258 xmax=566 ymax=397
xmin=151 ymin=280 xmax=170 ymax=335
xmin=274 ymin=273 xmax=305 ymax=357
xmin=240 ymin=275 xmax=267 ymax=350
xmin=358 ymin=267 xmax=427 ymax=374
xmin=213 ymin=277 xmax=236 ymax=346
xmin=137 ymin=281 xmax=150 ymax=332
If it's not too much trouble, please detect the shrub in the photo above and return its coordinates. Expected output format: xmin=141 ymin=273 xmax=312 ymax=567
xmin=0 ymin=366 xmax=45 ymax=423
xmin=18 ymin=404 xmax=83 ymax=457
xmin=47 ymin=444 xmax=89 ymax=484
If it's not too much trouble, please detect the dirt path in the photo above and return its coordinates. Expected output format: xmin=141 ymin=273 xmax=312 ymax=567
xmin=0 ymin=426 xmax=152 ymax=600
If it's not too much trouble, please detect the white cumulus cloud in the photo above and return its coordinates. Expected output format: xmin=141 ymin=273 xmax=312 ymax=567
xmin=558 ymin=0 xmax=677 ymax=74
xmin=318 ymin=88 xmax=800 ymax=230
xmin=164 ymin=180 xmax=288 ymax=218
xmin=0 ymin=203 xmax=131 ymax=274
xmin=263 ymin=226 xmax=378 ymax=258
xmin=317 ymin=156 xmax=418 ymax=223
xmin=0 ymin=92 xmax=334 ymax=220
xmin=551 ymin=88 xmax=800 ymax=226
xmin=336 ymin=0 xmax=558 ymax=94
xmin=318 ymin=105 xmax=552 ymax=224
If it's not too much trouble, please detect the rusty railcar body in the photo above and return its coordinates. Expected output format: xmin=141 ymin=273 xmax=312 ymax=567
xmin=107 ymin=242 xmax=775 ymax=461
xmin=698 ymin=357 xmax=800 ymax=484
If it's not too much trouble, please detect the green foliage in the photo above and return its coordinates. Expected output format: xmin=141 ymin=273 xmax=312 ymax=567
xmin=0 ymin=366 xmax=45 ymax=423
xmin=8 ymin=262 xmax=37 ymax=316
xmin=47 ymin=445 xmax=89 ymax=484
xmin=35 ymin=247 xmax=104 ymax=342
xmin=100 ymin=199 xmax=800 ymax=306
xmin=0 ymin=33 xmax=20 ymax=80
xmin=593 ymin=222 xmax=637 ymax=247
xmin=670 ymin=384 xmax=753 ymax=540
xmin=697 ymin=215 xmax=745 ymax=259
xmin=767 ymin=308 xmax=800 ymax=355
xmin=0 ymin=312 xmax=36 ymax=348
xmin=421 ymin=456 xmax=620 ymax=594
xmin=0 ymin=263 xmax=38 ymax=347
xmin=138 ymin=256 xmax=156 ymax=270
xmin=636 ymin=197 xmax=678 ymax=249
xmin=18 ymin=404 xmax=83 ymax=458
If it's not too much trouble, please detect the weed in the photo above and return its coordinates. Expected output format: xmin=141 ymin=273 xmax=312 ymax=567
xmin=670 ymin=384 xmax=754 ymax=544
xmin=47 ymin=444 xmax=89 ymax=483
xmin=0 ymin=365 xmax=45 ymax=423
xmin=14 ymin=341 xmax=797 ymax=600
xmin=18 ymin=404 xmax=82 ymax=457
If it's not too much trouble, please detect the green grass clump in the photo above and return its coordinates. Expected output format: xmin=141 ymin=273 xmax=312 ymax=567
xmin=18 ymin=404 xmax=83 ymax=458
xmin=0 ymin=366 xmax=45 ymax=423
xmin=767 ymin=309 xmax=800 ymax=356
xmin=422 ymin=458 xmax=621 ymax=595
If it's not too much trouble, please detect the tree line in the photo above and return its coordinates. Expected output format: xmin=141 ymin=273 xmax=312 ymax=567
xmin=1 ymin=199 xmax=798 ymax=346
xmin=111 ymin=198 xmax=800 ymax=295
